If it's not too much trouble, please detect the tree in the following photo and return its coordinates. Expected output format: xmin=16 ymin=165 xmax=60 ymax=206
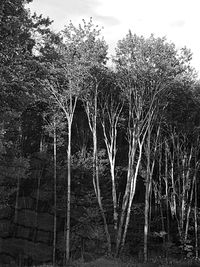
xmin=0 ymin=0 xmax=52 ymax=113
xmin=75 ymin=19 xmax=112 ymax=253
xmin=114 ymin=32 xmax=194 ymax=256
xmin=143 ymin=117 xmax=161 ymax=262
xmin=0 ymin=1 xmax=52 ymax=216
xmin=52 ymin=116 xmax=57 ymax=267
xmin=41 ymin=18 xmax=108 ymax=262
xmin=84 ymin=69 xmax=112 ymax=253
xmin=99 ymin=72 xmax=124 ymax=239
xmin=150 ymin=73 xmax=200 ymax=258
xmin=44 ymin=112 xmax=58 ymax=267
xmin=163 ymin=131 xmax=200 ymax=246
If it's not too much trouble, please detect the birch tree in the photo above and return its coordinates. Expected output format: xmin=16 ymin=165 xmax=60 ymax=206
xmin=99 ymin=73 xmax=124 ymax=240
xmin=143 ymin=119 xmax=161 ymax=262
xmin=164 ymin=131 xmax=200 ymax=247
xmin=114 ymin=32 xmax=192 ymax=255
xmin=75 ymin=20 xmax=112 ymax=253
xmin=41 ymin=19 xmax=108 ymax=262
xmin=83 ymin=72 xmax=112 ymax=253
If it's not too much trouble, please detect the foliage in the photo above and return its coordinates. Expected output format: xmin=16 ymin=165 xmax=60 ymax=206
xmin=0 ymin=0 xmax=52 ymax=112
xmin=1 ymin=2 xmax=200 ymax=265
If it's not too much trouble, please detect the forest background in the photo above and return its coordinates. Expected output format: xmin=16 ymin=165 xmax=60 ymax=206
xmin=1 ymin=0 xmax=200 ymax=266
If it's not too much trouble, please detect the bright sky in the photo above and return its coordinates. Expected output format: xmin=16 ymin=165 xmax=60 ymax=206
xmin=28 ymin=0 xmax=200 ymax=76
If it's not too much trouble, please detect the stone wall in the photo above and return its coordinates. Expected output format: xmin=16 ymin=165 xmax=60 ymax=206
xmin=0 ymin=196 xmax=64 ymax=266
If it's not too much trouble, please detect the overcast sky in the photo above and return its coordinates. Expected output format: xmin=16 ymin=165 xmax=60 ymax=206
xmin=28 ymin=0 xmax=200 ymax=76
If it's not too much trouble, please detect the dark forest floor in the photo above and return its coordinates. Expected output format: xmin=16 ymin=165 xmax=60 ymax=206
xmin=27 ymin=256 xmax=200 ymax=267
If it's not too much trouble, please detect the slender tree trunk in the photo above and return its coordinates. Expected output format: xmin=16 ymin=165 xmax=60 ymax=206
xmin=47 ymin=70 xmax=78 ymax=265
xmin=157 ymin=143 xmax=166 ymax=250
xmin=115 ymin=143 xmax=135 ymax=255
xmin=158 ymin=142 xmax=166 ymax=243
xmin=144 ymin=178 xmax=154 ymax=261
xmin=120 ymin=141 xmax=143 ymax=253
xmin=116 ymin=127 xmax=146 ymax=255
xmin=87 ymin=82 xmax=111 ymax=254
xmin=144 ymin=181 xmax=150 ymax=262
xmin=53 ymin=119 xmax=57 ymax=267
xmin=164 ymin=141 xmax=170 ymax=242
xmin=92 ymin=128 xmax=98 ymax=196
xmin=144 ymin=128 xmax=151 ymax=262
xmin=181 ymin=155 xmax=186 ymax=236
xmin=184 ymin=171 xmax=195 ymax=243
xmin=93 ymin=128 xmax=111 ymax=253
xmin=170 ymin=135 xmax=176 ymax=218
xmin=115 ymin=90 xmax=136 ymax=256
xmin=144 ymin=122 xmax=159 ymax=262
xmin=102 ymin=121 xmax=119 ymax=235
xmin=65 ymin=121 xmax=71 ymax=263
xmin=171 ymin=155 xmax=176 ymax=217
xmin=98 ymin=197 xmax=112 ymax=254
xmin=111 ymin=163 xmax=118 ymax=232
xmin=194 ymin=172 xmax=198 ymax=258
xmin=95 ymin=91 xmax=111 ymax=253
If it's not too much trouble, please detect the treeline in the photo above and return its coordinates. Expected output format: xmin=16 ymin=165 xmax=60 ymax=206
xmin=1 ymin=0 xmax=200 ymax=266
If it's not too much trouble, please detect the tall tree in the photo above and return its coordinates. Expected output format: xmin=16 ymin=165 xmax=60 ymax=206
xmin=41 ymin=18 xmax=108 ymax=262
xmin=143 ymin=118 xmax=161 ymax=262
xmin=76 ymin=19 xmax=112 ymax=253
xmin=114 ymin=32 xmax=194 ymax=256
xmin=0 ymin=0 xmax=51 ymax=112
xmin=99 ymin=72 xmax=124 ymax=239
xmin=84 ymin=70 xmax=112 ymax=253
